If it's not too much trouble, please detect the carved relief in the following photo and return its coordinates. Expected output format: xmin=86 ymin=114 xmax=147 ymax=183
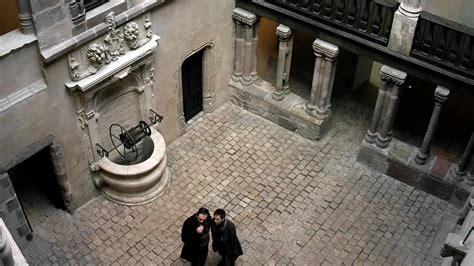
xmin=144 ymin=14 xmax=152 ymax=41
xmin=124 ymin=22 xmax=140 ymax=49
xmin=104 ymin=12 xmax=125 ymax=63
xmin=68 ymin=12 xmax=155 ymax=82
xmin=86 ymin=43 xmax=106 ymax=69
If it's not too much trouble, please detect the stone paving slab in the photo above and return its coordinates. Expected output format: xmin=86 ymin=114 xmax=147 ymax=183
xmin=17 ymin=100 xmax=459 ymax=265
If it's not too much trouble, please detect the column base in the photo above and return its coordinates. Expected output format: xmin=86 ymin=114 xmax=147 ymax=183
xmin=305 ymin=104 xmax=330 ymax=121
xmin=376 ymin=135 xmax=391 ymax=149
xmin=365 ymin=131 xmax=377 ymax=144
xmin=415 ymin=150 xmax=429 ymax=165
xmin=272 ymin=90 xmax=285 ymax=101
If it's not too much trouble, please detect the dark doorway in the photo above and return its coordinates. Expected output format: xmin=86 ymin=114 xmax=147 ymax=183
xmin=8 ymin=147 xmax=65 ymax=231
xmin=182 ymin=51 xmax=203 ymax=122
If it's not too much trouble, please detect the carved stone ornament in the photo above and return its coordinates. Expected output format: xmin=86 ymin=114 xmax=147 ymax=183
xmin=124 ymin=22 xmax=140 ymax=49
xmin=67 ymin=12 xmax=155 ymax=82
xmin=104 ymin=12 xmax=125 ymax=63
xmin=144 ymin=14 xmax=152 ymax=41
xmin=86 ymin=43 xmax=106 ymax=67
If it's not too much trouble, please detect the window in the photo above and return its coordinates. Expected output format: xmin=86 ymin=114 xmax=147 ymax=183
xmin=0 ymin=0 xmax=19 ymax=35
xmin=84 ymin=0 xmax=110 ymax=12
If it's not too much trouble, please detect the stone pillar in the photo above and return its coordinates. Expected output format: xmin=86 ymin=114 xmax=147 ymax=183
xmin=388 ymin=0 xmax=422 ymax=55
xmin=365 ymin=65 xmax=407 ymax=148
xmin=273 ymin=24 xmax=294 ymax=101
xmin=16 ymin=0 xmax=34 ymax=34
xmin=306 ymin=39 xmax=339 ymax=120
xmin=415 ymin=86 xmax=450 ymax=165
xmin=455 ymin=132 xmax=474 ymax=178
xmin=232 ymin=8 xmax=258 ymax=85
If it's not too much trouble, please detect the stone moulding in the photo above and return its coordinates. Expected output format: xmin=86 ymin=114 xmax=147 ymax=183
xmin=67 ymin=13 xmax=156 ymax=82
xmin=0 ymin=80 xmax=47 ymax=112
xmin=97 ymin=127 xmax=170 ymax=205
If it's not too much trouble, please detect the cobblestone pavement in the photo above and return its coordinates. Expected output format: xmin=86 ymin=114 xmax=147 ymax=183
xmin=18 ymin=99 xmax=459 ymax=265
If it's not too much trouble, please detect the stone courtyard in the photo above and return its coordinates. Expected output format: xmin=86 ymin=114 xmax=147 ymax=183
xmin=18 ymin=98 xmax=459 ymax=265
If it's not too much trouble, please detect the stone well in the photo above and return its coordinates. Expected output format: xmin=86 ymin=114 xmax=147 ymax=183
xmin=97 ymin=127 xmax=170 ymax=205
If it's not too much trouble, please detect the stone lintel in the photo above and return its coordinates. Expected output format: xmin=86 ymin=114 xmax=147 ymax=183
xmin=434 ymin=86 xmax=450 ymax=103
xmin=232 ymin=8 xmax=257 ymax=26
xmin=276 ymin=24 xmax=292 ymax=41
xmin=312 ymin=38 xmax=339 ymax=59
xmin=380 ymin=65 xmax=407 ymax=85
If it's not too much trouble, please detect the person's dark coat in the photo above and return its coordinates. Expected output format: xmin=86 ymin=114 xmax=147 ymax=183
xmin=211 ymin=219 xmax=243 ymax=262
xmin=180 ymin=213 xmax=212 ymax=263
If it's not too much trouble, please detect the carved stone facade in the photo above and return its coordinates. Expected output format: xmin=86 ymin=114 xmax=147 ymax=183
xmin=68 ymin=13 xmax=154 ymax=82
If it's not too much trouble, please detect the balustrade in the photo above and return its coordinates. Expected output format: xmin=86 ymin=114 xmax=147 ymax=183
xmin=411 ymin=13 xmax=474 ymax=79
xmin=268 ymin=0 xmax=398 ymax=45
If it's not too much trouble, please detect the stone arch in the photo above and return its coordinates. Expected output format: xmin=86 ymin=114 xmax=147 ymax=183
xmin=177 ymin=42 xmax=216 ymax=131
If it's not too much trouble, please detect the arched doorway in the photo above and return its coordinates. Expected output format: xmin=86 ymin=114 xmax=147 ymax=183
xmin=182 ymin=50 xmax=204 ymax=122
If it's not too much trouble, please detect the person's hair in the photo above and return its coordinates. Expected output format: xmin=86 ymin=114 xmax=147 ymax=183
xmin=196 ymin=207 xmax=210 ymax=216
xmin=214 ymin=208 xmax=226 ymax=219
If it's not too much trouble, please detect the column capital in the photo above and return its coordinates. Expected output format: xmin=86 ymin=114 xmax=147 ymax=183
xmin=313 ymin=39 xmax=339 ymax=60
xmin=380 ymin=65 xmax=407 ymax=85
xmin=232 ymin=8 xmax=257 ymax=26
xmin=434 ymin=86 xmax=450 ymax=103
xmin=276 ymin=24 xmax=293 ymax=41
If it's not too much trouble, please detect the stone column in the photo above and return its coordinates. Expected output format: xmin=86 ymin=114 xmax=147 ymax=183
xmin=273 ymin=24 xmax=294 ymax=101
xmin=232 ymin=8 xmax=258 ymax=85
xmin=388 ymin=0 xmax=422 ymax=55
xmin=455 ymin=132 xmax=474 ymax=177
xmin=16 ymin=0 xmax=34 ymax=34
xmin=415 ymin=86 xmax=450 ymax=165
xmin=365 ymin=66 xmax=407 ymax=148
xmin=306 ymin=39 xmax=339 ymax=120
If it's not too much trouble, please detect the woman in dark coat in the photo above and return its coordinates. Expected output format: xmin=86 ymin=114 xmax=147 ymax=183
xmin=180 ymin=207 xmax=212 ymax=266
xmin=211 ymin=209 xmax=243 ymax=266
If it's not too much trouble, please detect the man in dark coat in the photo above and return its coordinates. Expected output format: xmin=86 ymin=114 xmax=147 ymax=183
xmin=180 ymin=207 xmax=212 ymax=266
xmin=211 ymin=209 xmax=243 ymax=266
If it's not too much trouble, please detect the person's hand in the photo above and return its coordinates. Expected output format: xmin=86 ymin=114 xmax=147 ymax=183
xmin=196 ymin=225 xmax=204 ymax=234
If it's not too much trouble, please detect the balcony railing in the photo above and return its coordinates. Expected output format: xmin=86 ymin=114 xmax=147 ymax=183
xmin=267 ymin=0 xmax=398 ymax=45
xmin=411 ymin=12 xmax=474 ymax=79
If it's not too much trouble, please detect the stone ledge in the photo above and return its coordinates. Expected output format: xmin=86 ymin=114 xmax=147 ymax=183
xmin=229 ymin=79 xmax=331 ymax=140
xmin=0 ymin=30 xmax=37 ymax=58
xmin=357 ymin=138 xmax=471 ymax=207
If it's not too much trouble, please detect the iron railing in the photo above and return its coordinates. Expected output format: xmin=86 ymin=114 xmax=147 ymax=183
xmin=411 ymin=12 xmax=474 ymax=79
xmin=266 ymin=0 xmax=398 ymax=45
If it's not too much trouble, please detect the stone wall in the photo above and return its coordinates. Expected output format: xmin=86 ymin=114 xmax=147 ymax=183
xmin=0 ymin=0 xmax=235 ymax=214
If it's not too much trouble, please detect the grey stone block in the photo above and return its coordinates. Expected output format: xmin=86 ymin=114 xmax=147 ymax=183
xmin=388 ymin=140 xmax=413 ymax=164
xmin=0 ymin=173 xmax=11 ymax=189
xmin=17 ymin=223 xmax=31 ymax=237
xmin=277 ymin=116 xmax=298 ymax=131
xmin=30 ymin=0 xmax=60 ymax=13
xmin=34 ymin=6 xmax=66 ymax=30
xmin=6 ymin=199 xmax=20 ymax=213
